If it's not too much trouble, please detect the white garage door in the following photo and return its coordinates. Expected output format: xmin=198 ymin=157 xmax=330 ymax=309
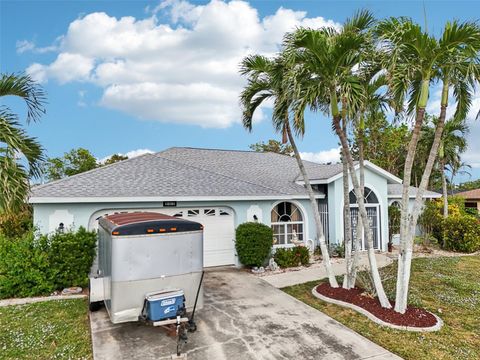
xmin=89 ymin=207 xmax=236 ymax=268
xmin=162 ymin=207 xmax=236 ymax=267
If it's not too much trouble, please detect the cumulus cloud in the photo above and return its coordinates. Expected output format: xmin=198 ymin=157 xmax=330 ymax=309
xmin=300 ymin=147 xmax=341 ymax=164
xmin=24 ymin=0 xmax=339 ymax=128
xmin=16 ymin=39 xmax=58 ymax=54
xmin=99 ymin=148 xmax=154 ymax=163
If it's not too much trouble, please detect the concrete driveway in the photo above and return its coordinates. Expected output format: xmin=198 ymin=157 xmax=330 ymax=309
xmin=90 ymin=269 xmax=401 ymax=360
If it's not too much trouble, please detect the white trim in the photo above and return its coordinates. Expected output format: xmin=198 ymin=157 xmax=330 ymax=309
xmin=270 ymin=200 xmax=309 ymax=248
xmin=29 ymin=194 xmax=325 ymax=204
xmin=388 ymin=193 xmax=442 ymax=199
xmin=296 ymin=161 xmax=402 ymax=185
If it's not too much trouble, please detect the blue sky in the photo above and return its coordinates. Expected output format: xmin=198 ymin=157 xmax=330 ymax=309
xmin=1 ymin=0 xmax=480 ymax=181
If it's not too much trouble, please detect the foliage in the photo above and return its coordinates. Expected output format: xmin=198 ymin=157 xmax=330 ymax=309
xmin=418 ymin=200 xmax=443 ymax=245
xmin=0 ymin=227 xmax=97 ymax=299
xmin=44 ymin=148 xmax=98 ymax=181
xmin=351 ymin=112 xmax=410 ymax=178
xmin=442 ymin=215 xmax=480 ymax=253
xmin=457 ymin=178 xmax=480 ymax=191
xmin=0 ymin=299 xmax=92 ymax=359
xmin=283 ymin=257 xmax=480 ymax=360
xmin=329 ymin=243 xmax=345 ymax=258
xmin=0 ymin=73 xmax=46 ymax=212
xmin=0 ymin=205 xmax=33 ymax=238
xmin=249 ymin=139 xmax=293 ymax=156
xmin=235 ymin=222 xmax=273 ymax=267
xmin=103 ymin=153 xmax=128 ymax=165
xmin=273 ymin=246 xmax=310 ymax=268
xmin=387 ymin=204 xmax=401 ymax=245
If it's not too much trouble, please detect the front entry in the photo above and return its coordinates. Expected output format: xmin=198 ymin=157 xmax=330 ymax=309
xmin=348 ymin=187 xmax=381 ymax=250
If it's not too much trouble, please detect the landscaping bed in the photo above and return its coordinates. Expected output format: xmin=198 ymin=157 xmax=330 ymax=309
xmin=314 ymin=283 xmax=438 ymax=328
xmin=0 ymin=298 xmax=92 ymax=359
xmin=283 ymin=256 xmax=480 ymax=360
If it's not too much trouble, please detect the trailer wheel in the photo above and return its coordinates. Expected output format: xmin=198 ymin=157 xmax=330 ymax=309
xmin=89 ymin=301 xmax=103 ymax=312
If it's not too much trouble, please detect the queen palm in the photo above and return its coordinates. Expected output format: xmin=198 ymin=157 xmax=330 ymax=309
xmin=379 ymin=18 xmax=480 ymax=312
xmin=0 ymin=73 xmax=45 ymax=213
xmin=285 ymin=11 xmax=392 ymax=307
xmin=239 ymin=54 xmax=339 ymax=287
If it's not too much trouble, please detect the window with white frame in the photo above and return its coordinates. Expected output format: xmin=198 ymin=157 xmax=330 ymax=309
xmin=271 ymin=202 xmax=304 ymax=246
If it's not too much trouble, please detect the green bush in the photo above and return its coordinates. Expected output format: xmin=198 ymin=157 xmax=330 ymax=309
xmin=273 ymin=246 xmax=310 ymax=268
xmin=443 ymin=215 xmax=480 ymax=253
xmin=329 ymin=243 xmax=345 ymax=258
xmin=0 ymin=227 xmax=97 ymax=299
xmin=0 ymin=206 xmax=33 ymax=238
xmin=235 ymin=222 xmax=273 ymax=267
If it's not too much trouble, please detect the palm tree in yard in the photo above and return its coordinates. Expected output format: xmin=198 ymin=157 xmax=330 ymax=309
xmin=0 ymin=73 xmax=45 ymax=213
xmin=239 ymin=54 xmax=339 ymax=288
xmin=285 ymin=11 xmax=393 ymax=307
xmin=378 ymin=18 xmax=480 ymax=313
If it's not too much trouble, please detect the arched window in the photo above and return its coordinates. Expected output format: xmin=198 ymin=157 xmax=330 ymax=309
xmin=271 ymin=202 xmax=304 ymax=246
xmin=349 ymin=187 xmax=379 ymax=204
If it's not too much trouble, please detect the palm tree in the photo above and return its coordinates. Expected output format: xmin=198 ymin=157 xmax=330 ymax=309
xmin=0 ymin=73 xmax=45 ymax=213
xmin=239 ymin=54 xmax=339 ymax=288
xmin=378 ymin=18 xmax=480 ymax=313
xmin=285 ymin=11 xmax=392 ymax=307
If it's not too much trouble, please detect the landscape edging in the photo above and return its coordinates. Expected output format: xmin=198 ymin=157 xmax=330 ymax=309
xmin=311 ymin=287 xmax=443 ymax=332
xmin=0 ymin=294 xmax=87 ymax=307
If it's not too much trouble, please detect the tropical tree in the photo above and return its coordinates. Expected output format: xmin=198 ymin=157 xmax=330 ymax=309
xmin=378 ymin=18 xmax=480 ymax=313
xmin=0 ymin=73 xmax=45 ymax=213
xmin=103 ymin=153 xmax=128 ymax=165
xmin=44 ymin=148 xmax=98 ymax=181
xmin=249 ymin=139 xmax=293 ymax=155
xmin=285 ymin=11 xmax=392 ymax=306
xmin=239 ymin=54 xmax=339 ymax=287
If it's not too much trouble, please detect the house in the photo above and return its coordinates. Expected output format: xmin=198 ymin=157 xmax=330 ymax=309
xmin=30 ymin=147 xmax=439 ymax=267
xmin=455 ymin=188 xmax=480 ymax=214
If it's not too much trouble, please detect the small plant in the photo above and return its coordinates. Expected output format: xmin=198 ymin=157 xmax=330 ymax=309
xmin=355 ymin=266 xmax=376 ymax=297
xmin=329 ymin=243 xmax=345 ymax=258
xmin=235 ymin=222 xmax=273 ymax=267
xmin=273 ymin=246 xmax=309 ymax=268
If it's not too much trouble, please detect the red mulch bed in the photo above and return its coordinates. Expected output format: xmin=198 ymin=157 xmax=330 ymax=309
xmin=315 ymin=283 xmax=437 ymax=328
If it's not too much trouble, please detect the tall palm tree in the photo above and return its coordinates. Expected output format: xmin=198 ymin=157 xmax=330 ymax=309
xmin=285 ymin=11 xmax=392 ymax=308
xmin=239 ymin=54 xmax=339 ymax=288
xmin=378 ymin=18 xmax=480 ymax=313
xmin=0 ymin=73 xmax=45 ymax=213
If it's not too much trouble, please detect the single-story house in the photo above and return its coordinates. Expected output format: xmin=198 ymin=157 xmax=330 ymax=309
xmin=455 ymin=188 xmax=480 ymax=214
xmin=30 ymin=147 xmax=440 ymax=267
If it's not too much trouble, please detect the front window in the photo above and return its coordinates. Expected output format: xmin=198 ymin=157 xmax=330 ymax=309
xmin=271 ymin=202 xmax=304 ymax=246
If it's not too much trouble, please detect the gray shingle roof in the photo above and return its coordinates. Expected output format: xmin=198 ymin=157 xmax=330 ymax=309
xmin=31 ymin=147 xmax=338 ymax=200
xmin=387 ymin=184 xmax=441 ymax=199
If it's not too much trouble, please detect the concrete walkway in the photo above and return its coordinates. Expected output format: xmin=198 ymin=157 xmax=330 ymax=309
xmin=260 ymin=253 xmax=393 ymax=288
xmin=90 ymin=269 xmax=401 ymax=359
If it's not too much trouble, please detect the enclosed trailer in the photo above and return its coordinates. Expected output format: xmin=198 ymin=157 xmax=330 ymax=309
xmin=89 ymin=212 xmax=204 ymax=325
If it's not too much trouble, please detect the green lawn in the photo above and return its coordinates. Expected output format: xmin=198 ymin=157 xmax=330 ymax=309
xmin=0 ymin=299 xmax=92 ymax=360
xmin=283 ymin=256 xmax=480 ymax=360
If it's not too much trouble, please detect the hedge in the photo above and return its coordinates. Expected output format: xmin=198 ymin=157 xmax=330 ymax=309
xmin=235 ymin=222 xmax=273 ymax=267
xmin=0 ymin=227 xmax=97 ymax=299
xmin=443 ymin=215 xmax=480 ymax=253
xmin=273 ymin=246 xmax=309 ymax=268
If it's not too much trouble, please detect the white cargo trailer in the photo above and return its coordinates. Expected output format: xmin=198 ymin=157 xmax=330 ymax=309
xmin=89 ymin=212 xmax=204 ymax=325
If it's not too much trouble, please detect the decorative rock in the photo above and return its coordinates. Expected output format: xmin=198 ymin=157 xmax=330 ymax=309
xmin=62 ymin=287 xmax=83 ymax=295
xmin=251 ymin=267 xmax=265 ymax=274
xmin=268 ymin=258 xmax=279 ymax=272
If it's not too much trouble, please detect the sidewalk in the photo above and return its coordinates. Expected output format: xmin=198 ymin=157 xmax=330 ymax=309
xmin=260 ymin=253 xmax=393 ymax=288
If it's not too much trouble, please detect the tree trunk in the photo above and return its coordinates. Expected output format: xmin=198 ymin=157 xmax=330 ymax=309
xmin=333 ymin=116 xmax=391 ymax=308
xmin=285 ymin=122 xmax=339 ymax=287
xmin=342 ymin=118 xmax=354 ymax=289
xmin=441 ymin=158 xmax=448 ymax=218
xmin=395 ymin=80 xmax=446 ymax=313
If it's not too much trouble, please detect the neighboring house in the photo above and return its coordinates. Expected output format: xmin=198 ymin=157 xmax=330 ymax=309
xmin=455 ymin=188 xmax=480 ymax=214
xmin=30 ymin=147 xmax=439 ymax=267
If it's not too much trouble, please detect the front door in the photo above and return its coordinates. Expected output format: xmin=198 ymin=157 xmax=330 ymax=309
xmin=350 ymin=206 xmax=380 ymax=250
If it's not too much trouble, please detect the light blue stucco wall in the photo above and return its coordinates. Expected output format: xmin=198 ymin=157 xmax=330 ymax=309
xmin=33 ymin=199 xmax=318 ymax=245
xmin=327 ymin=167 xmax=390 ymax=250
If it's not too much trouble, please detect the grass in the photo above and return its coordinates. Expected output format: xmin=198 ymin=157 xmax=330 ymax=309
xmin=283 ymin=256 xmax=480 ymax=360
xmin=0 ymin=299 xmax=92 ymax=360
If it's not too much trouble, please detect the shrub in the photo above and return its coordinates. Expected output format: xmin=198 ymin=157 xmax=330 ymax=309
xmin=443 ymin=215 xmax=480 ymax=253
xmin=273 ymin=246 xmax=309 ymax=268
xmin=0 ymin=227 xmax=97 ymax=299
xmin=329 ymin=243 xmax=345 ymax=258
xmin=0 ymin=206 xmax=33 ymax=238
xmin=235 ymin=222 xmax=273 ymax=267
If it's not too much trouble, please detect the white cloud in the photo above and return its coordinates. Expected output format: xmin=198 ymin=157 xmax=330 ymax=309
xmin=300 ymin=147 xmax=341 ymax=164
xmin=24 ymin=0 xmax=339 ymax=128
xmin=16 ymin=39 xmax=58 ymax=54
xmin=99 ymin=148 xmax=154 ymax=163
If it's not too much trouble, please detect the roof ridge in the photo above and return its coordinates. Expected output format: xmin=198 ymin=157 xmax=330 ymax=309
xmin=155 ymin=152 xmax=299 ymax=196
xmin=32 ymin=152 xmax=156 ymax=191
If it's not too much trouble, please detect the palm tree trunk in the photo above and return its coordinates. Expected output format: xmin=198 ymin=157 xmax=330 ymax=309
xmin=341 ymin=118 xmax=354 ymax=289
xmin=395 ymin=81 xmax=446 ymax=313
xmin=441 ymin=159 xmax=448 ymax=218
xmin=285 ymin=122 xmax=339 ymax=287
xmin=333 ymin=116 xmax=391 ymax=308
